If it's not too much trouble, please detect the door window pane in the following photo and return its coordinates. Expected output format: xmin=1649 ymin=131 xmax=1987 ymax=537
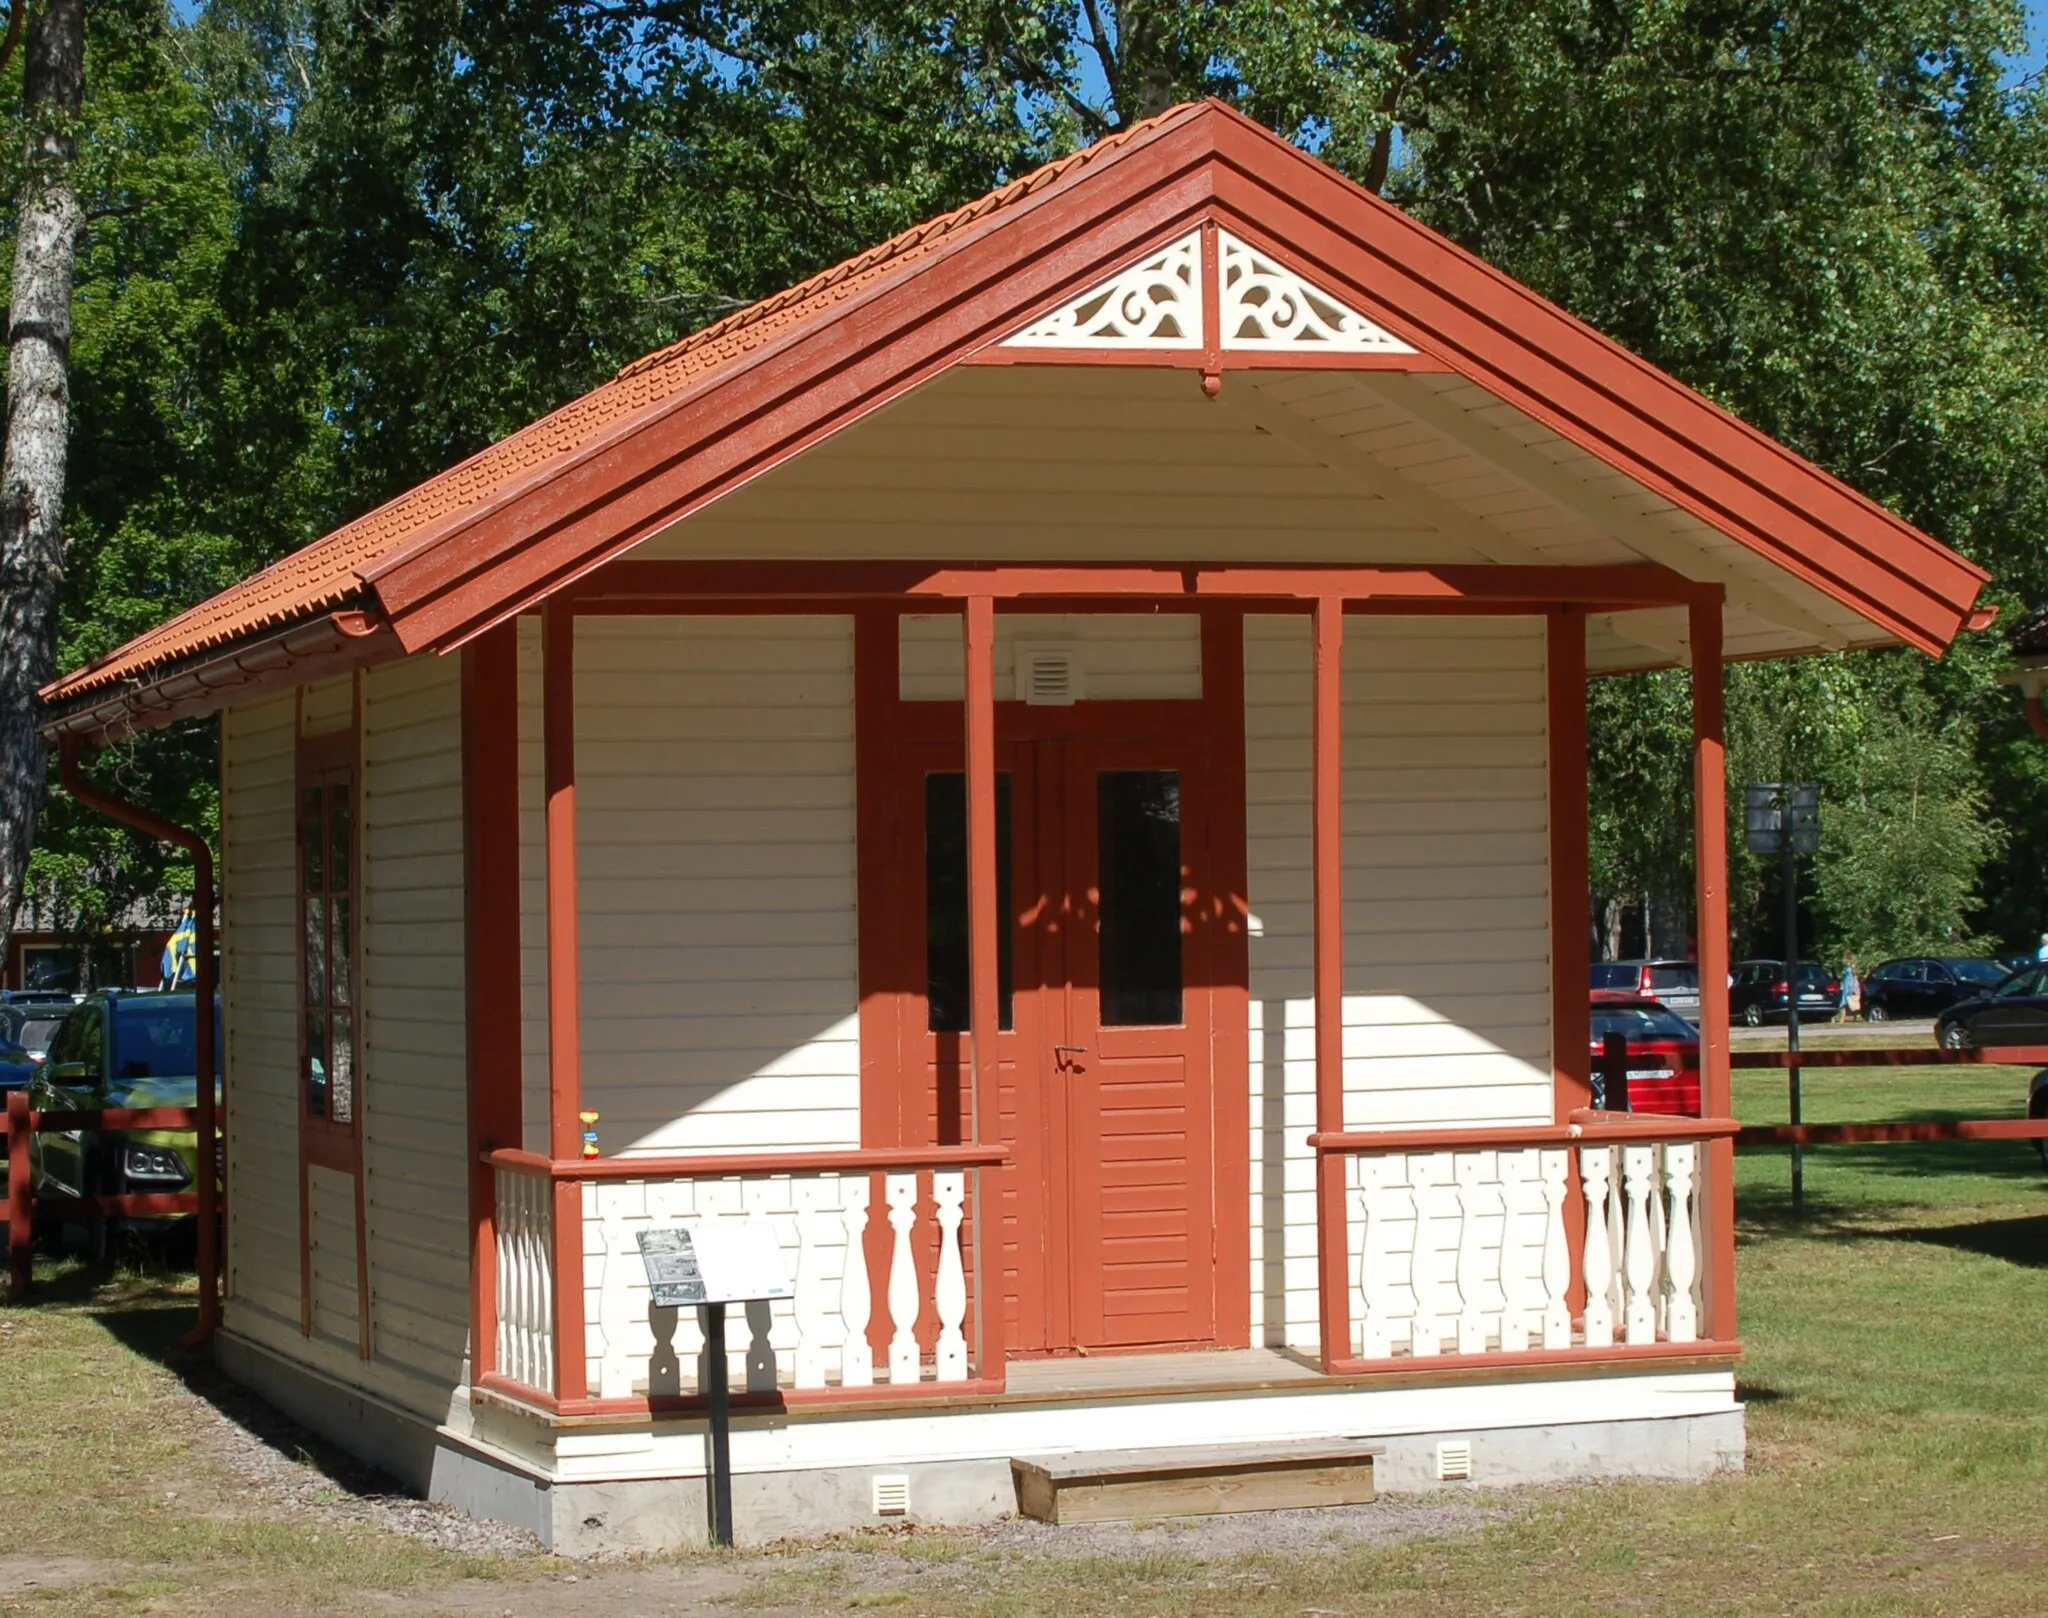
xmin=1097 ymin=770 xmax=1183 ymax=1026
xmin=926 ymin=772 xmax=1013 ymax=1033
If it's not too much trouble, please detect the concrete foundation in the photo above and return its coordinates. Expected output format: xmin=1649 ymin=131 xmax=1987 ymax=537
xmin=211 ymin=1330 xmax=1745 ymax=1554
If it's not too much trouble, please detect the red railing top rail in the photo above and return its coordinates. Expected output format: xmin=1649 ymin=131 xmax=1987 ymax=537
xmin=1310 ymin=1112 xmax=1740 ymax=1153
xmin=485 ymin=1143 xmax=1011 ymax=1181
xmin=1730 ymin=1045 xmax=2048 ymax=1069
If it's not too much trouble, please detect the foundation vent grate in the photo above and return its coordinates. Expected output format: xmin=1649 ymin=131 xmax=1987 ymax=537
xmin=872 ymin=1474 xmax=911 ymax=1516
xmin=1436 ymin=1441 xmax=1474 ymax=1483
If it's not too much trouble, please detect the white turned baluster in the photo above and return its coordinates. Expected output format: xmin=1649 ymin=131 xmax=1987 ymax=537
xmin=932 ymin=1171 xmax=969 ymax=1381
xmin=1453 ymin=1153 xmax=1489 ymax=1354
xmin=1539 ymin=1148 xmax=1571 ymax=1349
xmin=1607 ymin=1146 xmax=1629 ymax=1332
xmin=885 ymin=1172 xmax=922 ymax=1383
xmin=792 ymin=1178 xmax=833 ymax=1389
xmin=1648 ymin=1144 xmax=1670 ymax=1336
xmin=1409 ymin=1153 xmax=1450 ymax=1356
xmin=1496 ymin=1149 xmax=1535 ymax=1353
xmin=1580 ymin=1146 xmax=1615 ymax=1347
xmin=695 ymin=1181 xmax=744 ymax=1390
xmin=1622 ymin=1145 xmax=1658 ymax=1345
xmin=838 ymin=1178 xmax=874 ymax=1387
xmin=741 ymin=1183 xmax=788 ymax=1392
xmin=1358 ymin=1156 xmax=1396 ymax=1360
xmin=1663 ymin=1143 xmax=1700 ymax=1343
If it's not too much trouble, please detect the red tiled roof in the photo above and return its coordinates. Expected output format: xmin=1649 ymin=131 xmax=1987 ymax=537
xmin=44 ymin=103 xmax=1200 ymax=706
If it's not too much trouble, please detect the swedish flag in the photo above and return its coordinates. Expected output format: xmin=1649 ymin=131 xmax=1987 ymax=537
xmin=161 ymin=908 xmax=197 ymax=987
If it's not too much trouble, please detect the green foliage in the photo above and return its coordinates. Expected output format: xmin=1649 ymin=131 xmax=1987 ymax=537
xmin=9 ymin=0 xmax=2046 ymax=959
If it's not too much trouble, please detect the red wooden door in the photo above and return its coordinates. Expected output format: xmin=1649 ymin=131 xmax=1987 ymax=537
xmin=905 ymin=730 xmax=1218 ymax=1354
xmin=1054 ymin=740 xmax=1217 ymax=1350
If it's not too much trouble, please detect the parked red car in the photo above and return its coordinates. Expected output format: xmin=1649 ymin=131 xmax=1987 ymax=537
xmin=1589 ymin=991 xmax=1703 ymax=1116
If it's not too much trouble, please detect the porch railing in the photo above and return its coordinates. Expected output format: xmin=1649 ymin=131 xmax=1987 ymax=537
xmin=1313 ymin=1113 xmax=1740 ymax=1371
xmin=483 ymin=1144 xmax=1007 ymax=1411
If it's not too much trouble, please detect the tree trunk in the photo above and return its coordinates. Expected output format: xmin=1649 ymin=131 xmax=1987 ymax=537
xmin=0 ymin=0 xmax=85 ymax=963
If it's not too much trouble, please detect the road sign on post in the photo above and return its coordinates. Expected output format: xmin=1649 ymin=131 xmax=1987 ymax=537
xmin=1745 ymin=782 xmax=1821 ymax=1212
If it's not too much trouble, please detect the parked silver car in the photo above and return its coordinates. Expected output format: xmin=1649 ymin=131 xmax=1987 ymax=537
xmin=1589 ymin=960 xmax=1700 ymax=1025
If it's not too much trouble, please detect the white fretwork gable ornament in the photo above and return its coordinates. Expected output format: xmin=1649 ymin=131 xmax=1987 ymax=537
xmin=997 ymin=226 xmax=1416 ymax=355
xmin=1001 ymin=231 xmax=1202 ymax=348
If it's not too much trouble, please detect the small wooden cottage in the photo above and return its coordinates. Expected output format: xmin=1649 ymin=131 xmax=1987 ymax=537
xmin=42 ymin=101 xmax=1988 ymax=1550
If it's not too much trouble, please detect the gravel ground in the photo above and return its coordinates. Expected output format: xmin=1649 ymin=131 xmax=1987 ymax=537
xmin=165 ymin=1362 xmax=544 ymax=1558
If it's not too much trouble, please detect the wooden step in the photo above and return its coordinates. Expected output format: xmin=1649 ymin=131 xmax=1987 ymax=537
xmin=1011 ymin=1439 xmax=1383 ymax=1524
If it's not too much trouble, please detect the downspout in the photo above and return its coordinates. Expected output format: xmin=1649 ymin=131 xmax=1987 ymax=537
xmin=56 ymin=733 xmax=219 ymax=1347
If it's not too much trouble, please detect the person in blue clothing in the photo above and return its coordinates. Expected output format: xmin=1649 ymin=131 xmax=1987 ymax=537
xmin=2037 ymin=932 xmax=2048 ymax=964
xmin=159 ymin=905 xmax=197 ymax=988
xmin=1835 ymin=951 xmax=1860 ymax=1023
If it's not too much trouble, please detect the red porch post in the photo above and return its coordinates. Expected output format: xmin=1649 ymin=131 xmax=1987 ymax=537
xmin=543 ymin=602 xmax=588 ymax=1401
xmin=463 ymin=623 xmax=523 ymax=1387
xmin=962 ymin=595 xmax=1007 ymax=1379
xmin=1548 ymin=609 xmax=1593 ymax=1120
xmin=1690 ymin=593 xmax=1737 ymax=1342
xmin=1311 ymin=595 xmax=1350 ymax=1371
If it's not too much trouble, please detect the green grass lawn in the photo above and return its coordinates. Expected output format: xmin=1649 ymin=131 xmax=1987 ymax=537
xmin=4 ymin=1058 xmax=2044 ymax=1616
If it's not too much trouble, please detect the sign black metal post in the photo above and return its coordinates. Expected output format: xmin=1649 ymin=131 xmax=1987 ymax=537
xmin=1746 ymin=782 xmax=1819 ymax=1216
xmin=1781 ymin=832 xmax=1803 ymax=1213
xmin=703 ymin=1301 xmax=735 ymax=1548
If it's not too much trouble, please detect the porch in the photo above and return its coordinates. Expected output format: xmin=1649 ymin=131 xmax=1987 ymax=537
xmin=460 ymin=556 xmax=1742 ymax=1432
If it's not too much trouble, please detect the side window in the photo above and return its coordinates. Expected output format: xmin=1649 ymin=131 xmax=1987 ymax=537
xmin=44 ymin=1010 xmax=79 ymax=1068
xmin=1994 ymin=969 xmax=2041 ymax=1000
xmin=74 ymin=1010 xmax=105 ymax=1086
xmin=299 ymin=772 xmax=358 ymax=1126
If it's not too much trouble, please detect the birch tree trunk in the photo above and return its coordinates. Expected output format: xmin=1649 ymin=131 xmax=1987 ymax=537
xmin=0 ymin=0 xmax=84 ymax=956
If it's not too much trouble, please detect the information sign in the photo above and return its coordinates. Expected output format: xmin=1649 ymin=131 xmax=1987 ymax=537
xmin=635 ymin=1222 xmax=792 ymax=1308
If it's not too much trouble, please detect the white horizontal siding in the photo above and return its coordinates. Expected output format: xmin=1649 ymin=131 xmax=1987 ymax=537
xmin=521 ymin=616 xmax=862 ymax=1158
xmin=221 ymin=694 xmax=301 ymax=1339
xmin=1244 ymin=614 xmax=1554 ymax=1350
xmin=899 ymin=612 xmax=1202 ymax=701
xmin=359 ymin=654 xmax=472 ymax=1397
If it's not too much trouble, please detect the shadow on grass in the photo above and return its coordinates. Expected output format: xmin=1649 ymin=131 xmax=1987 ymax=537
xmin=1881 ymin=1213 xmax=2048 ymax=1270
xmin=36 ymin=1267 xmax=430 ymax=1509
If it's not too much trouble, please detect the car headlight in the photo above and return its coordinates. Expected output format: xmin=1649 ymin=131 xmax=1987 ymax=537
xmin=122 ymin=1145 xmax=190 ymax=1184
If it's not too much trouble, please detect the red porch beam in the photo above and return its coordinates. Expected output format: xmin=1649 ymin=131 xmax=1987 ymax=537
xmin=1310 ymin=595 xmax=1350 ymax=1373
xmin=962 ymin=596 xmax=1007 ymax=1383
xmin=462 ymin=622 xmax=523 ymax=1388
xmin=568 ymin=560 xmax=1713 ymax=610
xmin=1690 ymin=594 xmax=1736 ymax=1345
xmin=542 ymin=603 xmax=588 ymax=1402
xmin=1548 ymin=610 xmax=1593 ymax=1120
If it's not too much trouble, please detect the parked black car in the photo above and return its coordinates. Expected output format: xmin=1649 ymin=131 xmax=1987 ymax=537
xmin=1860 ymin=957 xmax=2011 ymax=1022
xmin=0 ymin=994 xmax=73 ymax=1093
xmin=1729 ymin=960 xmax=1839 ymax=1026
xmin=1933 ymin=965 xmax=2048 ymax=1050
xmin=2029 ymin=1069 xmax=2048 ymax=1171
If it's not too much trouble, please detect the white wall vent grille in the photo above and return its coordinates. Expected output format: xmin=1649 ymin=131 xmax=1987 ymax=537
xmin=1436 ymin=1440 xmax=1474 ymax=1482
xmin=1017 ymin=645 xmax=1083 ymax=707
xmin=872 ymin=1474 xmax=911 ymax=1516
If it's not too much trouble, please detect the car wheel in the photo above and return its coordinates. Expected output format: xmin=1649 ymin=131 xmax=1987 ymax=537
xmin=1742 ymin=1003 xmax=1763 ymax=1028
xmin=1939 ymin=1022 xmax=1969 ymax=1051
xmin=1864 ymin=1001 xmax=1888 ymax=1023
xmin=2034 ymin=1110 xmax=2048 ymax=1172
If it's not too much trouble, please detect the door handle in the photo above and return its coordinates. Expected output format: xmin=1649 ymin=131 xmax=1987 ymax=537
xmin=1053 ymin=1044 xmax=1088 ymax=1054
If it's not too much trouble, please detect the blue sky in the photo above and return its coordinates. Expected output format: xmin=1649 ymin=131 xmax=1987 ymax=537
xmin=2013 ymin=1 xmax=2048 ymax=82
